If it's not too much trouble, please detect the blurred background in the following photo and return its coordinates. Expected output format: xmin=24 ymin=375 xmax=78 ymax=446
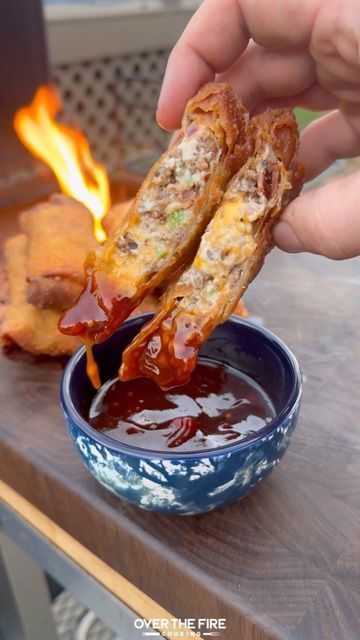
xmin=1 ymin=0 xmax=329 ymax=215
xmin=0 ymin=0 xmax=202 ymax=213
xmin=42 ymin=0 xmax=203 ymax=175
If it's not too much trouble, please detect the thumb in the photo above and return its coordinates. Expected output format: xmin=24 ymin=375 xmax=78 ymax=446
xmin=273 ymin=172 xmax=360 ymax=260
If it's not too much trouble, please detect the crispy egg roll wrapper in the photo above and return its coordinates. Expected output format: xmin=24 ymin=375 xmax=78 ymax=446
xmin=20 ymin=194 xmax=95 ymax=311
xmin=120 ymin=109 xmax=304 ymax=389
xmin=96 ymin=202 xmax=159 ymax=316
xmin=102 ymin=198 xmax=135 ymax=238
xmin=59 ymin=83 xmax=248 ymax=344
xmin=1 ymin=235 xmax=81 ymax=356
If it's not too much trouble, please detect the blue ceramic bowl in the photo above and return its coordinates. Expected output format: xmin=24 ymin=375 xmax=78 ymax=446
xmin=61 ymin=314 xmax=301 ymax=515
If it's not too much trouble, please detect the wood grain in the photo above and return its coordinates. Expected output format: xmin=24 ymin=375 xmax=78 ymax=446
xmin=0 ymin=204 xmax=359 ymax=639
xmin=0 ymin=480 xmax=206 ymax=640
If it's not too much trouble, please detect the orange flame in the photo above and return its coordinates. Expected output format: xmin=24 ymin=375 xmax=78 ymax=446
xmin=14 ymin=85 xmax=110 ymax=242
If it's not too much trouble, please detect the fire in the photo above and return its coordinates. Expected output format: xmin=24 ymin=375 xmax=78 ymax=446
xmin=14 ymin=85 xmax=110 ymax=242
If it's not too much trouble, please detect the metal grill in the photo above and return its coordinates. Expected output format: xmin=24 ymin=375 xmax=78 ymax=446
xmin=53 ymin=49 xmax=171 ymax=175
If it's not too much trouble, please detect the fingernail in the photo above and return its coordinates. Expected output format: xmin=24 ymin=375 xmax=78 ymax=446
xmin=156 ymin=108 xmax=169 ymax=131
xmin=273 ymin=221 xmax=304 ymax=253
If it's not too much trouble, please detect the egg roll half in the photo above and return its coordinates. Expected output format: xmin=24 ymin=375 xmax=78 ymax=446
xmin=59 ymin=83 xmax=248 ymax=344
xmin=120 ymin=109 xmax=303 ymax=389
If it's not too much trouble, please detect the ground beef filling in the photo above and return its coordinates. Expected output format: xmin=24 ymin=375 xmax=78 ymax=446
xmin=114 ymin=129 xmax=220 ymax=267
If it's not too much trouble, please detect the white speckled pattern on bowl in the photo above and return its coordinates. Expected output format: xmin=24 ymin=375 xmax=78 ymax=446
xmin=61 ymin=315 xmax=301 ymax=514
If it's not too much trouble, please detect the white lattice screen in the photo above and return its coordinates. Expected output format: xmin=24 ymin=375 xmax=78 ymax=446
xmin=53 ymin=49 xmax=171 ymax=175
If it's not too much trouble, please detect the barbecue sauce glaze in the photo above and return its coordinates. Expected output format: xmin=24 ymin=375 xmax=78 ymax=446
xmin=89 ymin=359 xmax=275 ymax=452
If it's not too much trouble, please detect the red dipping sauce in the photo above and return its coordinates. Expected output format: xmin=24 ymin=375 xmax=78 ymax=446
xmin=89 ymin=359 xmax=275 ymax=452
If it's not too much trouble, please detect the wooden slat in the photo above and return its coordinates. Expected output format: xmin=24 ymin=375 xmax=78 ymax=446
xmin=0 ymin=480 xmax=204 ymax=640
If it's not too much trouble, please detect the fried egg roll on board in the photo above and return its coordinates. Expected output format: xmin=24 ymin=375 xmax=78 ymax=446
xmin=120 ymin=109 xmax=303 ymax=389
xmin=20 ymin=194 xmax=95 ymax=311
xmin=59 ymin=83 xmax=247 ymax=346
xmin=1 ymin=235 xmax=80 ymax=356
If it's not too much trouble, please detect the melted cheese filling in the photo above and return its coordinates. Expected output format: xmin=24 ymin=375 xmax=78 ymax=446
xmin=176 ymin=144 xmax=289 ymax=312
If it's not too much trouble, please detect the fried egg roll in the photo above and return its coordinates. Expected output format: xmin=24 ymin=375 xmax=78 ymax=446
xmin=120 ymin=109 xmax=303 ymax=389
xmin=59 ymin=83 xmax=247 ymax=344
xmin=20 ymin=194 xmax=95 ymax=311
xmin=1 ymin=235 xmax=80 ymax=356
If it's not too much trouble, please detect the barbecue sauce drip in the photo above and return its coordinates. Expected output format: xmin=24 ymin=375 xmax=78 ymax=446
xmin=85 ymin=340 xmax=101 ymax=390
xmin=89 ymin=360 xmax=275 ymax=452
xmin=120 ymin=310 xmax=210 ymax=390
xmin=59 ymin=268 xmax=136 ymax=344
xmin=59 ymin=268 xmax=137 ymax=388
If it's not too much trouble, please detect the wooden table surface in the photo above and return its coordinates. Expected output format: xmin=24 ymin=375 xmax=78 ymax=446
xmin=0 ymin=206 xmax=359 ymax=640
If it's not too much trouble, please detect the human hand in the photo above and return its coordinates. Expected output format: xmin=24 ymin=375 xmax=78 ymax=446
xmin=157 ymin=0 xmax=360 ymax=259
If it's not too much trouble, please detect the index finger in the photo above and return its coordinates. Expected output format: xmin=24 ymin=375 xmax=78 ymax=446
xmin=157 ymin=0 xmax=323 ymax=130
